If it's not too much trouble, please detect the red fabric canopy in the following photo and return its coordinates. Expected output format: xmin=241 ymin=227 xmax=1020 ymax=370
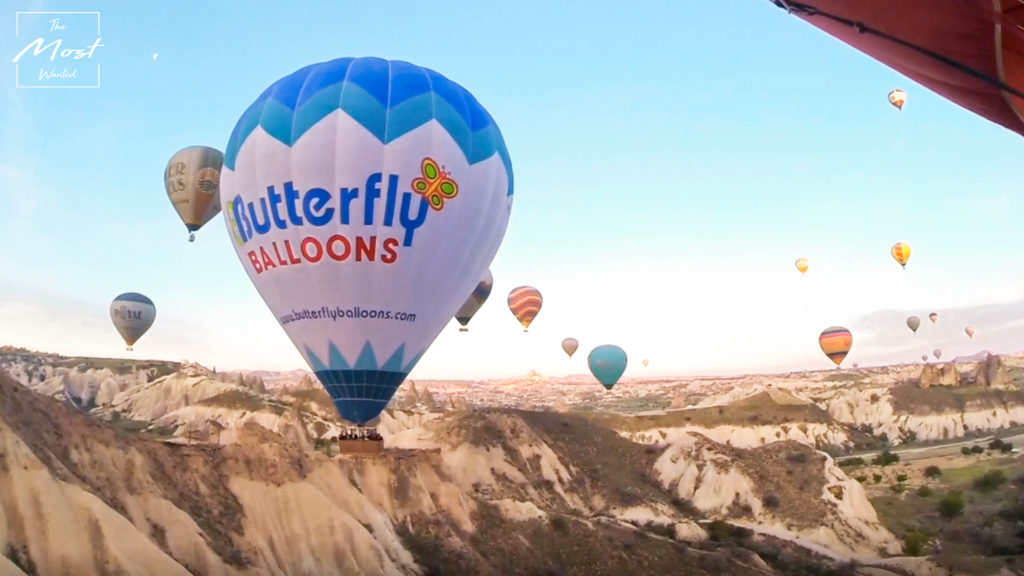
xmin=771 ymin=0 xmax=1024 ymax=138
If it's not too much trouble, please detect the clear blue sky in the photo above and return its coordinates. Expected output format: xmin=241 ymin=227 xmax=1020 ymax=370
xmin=2 ymin=0 xmax=1022 ymax=379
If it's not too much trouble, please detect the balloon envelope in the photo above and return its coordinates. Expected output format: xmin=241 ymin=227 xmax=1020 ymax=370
xmin=642 ymin=359 xmax=649 ymax=367
xmin=929 ymin=312 xmax=938 ymax=323
xmin=110 ymin=293 xmax=156 ymax=350
xmin=561 ymin=338 xmax=579 ymax=358
xmin=922 ymin=355 xmax=928 ymax=362
xmin=165 ymin=145 xmax=224 ymax=241
xmin=934 ymin=349 xmax=943 ymax=359
xmin=795 ymin=257 xmax=809 ymax=275
xmin=588 ymin=345 xmax=627 ymax=389
xmin=907 ymin=316 xmax=921 ymax=333
xmin=891 ymin=242 xmax=911 ymax=268
xmin=819 ymin=326 xmax=852 ymax=367
xmin=454 ymin=269 xmax=493 ymax=331
xmin=888 ymin=88 xmax=907 ymax=110
xmin=220 ymin=57 xmax=514 ymax=426
xmin=508 ymin=286 xmax=542 ymax=331
xmin=965 ymin=326 xmax=975 ymax=338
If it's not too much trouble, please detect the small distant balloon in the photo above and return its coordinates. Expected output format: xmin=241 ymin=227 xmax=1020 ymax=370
xmin=891 ymin=242 xmax=911 ymax=269
xmin=921 ymin=355 xmax=928 ymax=362
xmin=454 ymin=269 xmax=493 ymax=332
xmin=588 ymin=345 xmax=627 ymax=389
xmin=965 ymin=326 xmax=975 ymax=338
xmin=888 ymin=88 xmax=907 ymax=110
xmin=907 ymin=316 xmax=921 ymax=333
xmin=934 ymin=349 xmax=942 ymax=360
xmin=795 ymin=258 xmax=809 ymax=275
xmin=152 ymin=53 xmax=158 ymax=61
xmin=508 ymin=286 xmax=542 ymax=332
xmin=561 ymin=338 xmax=579 ymax=359
xmin=819 ymin=326 xmax=852 ymax=367
xmin=110 ymin=293 xmax=156 ymax=351
xmin=929 ymin=312 xmax=938 ymax=323
xmin=643 ymin=359 xmax=649 ymax=367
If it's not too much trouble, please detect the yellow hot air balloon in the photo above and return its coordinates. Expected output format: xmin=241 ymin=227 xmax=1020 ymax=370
xmin=508 ymin=286 xmax=542 ymax=332
xmin=642 ymin=359 xmax=649 ymax=367
xmin=891 ymin=242 xmax=911 ymax=269
xmin=888 ymin=88 xmax=907 ymax=110
xmin=819 ymin=326 xmax=853 ymax=368
xmin=965 ymin=326 xmax=975 ymax=338
xmin=795 ymin=257 xmax=809 ymax=275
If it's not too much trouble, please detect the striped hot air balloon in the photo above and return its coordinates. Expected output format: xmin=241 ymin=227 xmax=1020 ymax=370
xmin=819 ymin=326 xmax=853 ymax=368
xmin=891 ymin=242 xmax=911 ymax=269
xmin=508 ymin=286 xmax=542 ymax=332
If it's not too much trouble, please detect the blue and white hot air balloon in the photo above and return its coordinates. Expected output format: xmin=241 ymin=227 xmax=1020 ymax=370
xmin=220 ymin=57 xmax=514 ymax=426
xmin=110 ymin=292 xmax=156 ymax=351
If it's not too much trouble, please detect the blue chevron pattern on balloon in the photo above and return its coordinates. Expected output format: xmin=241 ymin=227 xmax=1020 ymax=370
xmin=224 ymin=57 xmax=513 ymax=197
xmin=302 ymin=341 xmax=426 ymax=425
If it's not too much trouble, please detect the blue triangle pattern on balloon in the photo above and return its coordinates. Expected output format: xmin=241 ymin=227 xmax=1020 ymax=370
xmin=223 ymin=57 xmax=513 ymax=197
xmin=303 ymin=340 xmax=425 ymax=425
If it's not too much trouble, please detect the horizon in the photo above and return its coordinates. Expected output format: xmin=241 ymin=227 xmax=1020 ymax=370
xmin=1 ymin=1 xmax=1022 ymax=381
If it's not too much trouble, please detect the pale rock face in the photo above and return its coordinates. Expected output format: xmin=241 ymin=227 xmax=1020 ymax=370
xmin=673 ymin=521 xmax=708 ymax=542
xmin=624 ymin=423 xmax=851 ymax=450
xmin=491 ymin=499 xmax=548 ymax=522
xmin=0 ymin=422 xmax=193 ymax=576
xmin=651 ymin=432 xmax=899 ymax=558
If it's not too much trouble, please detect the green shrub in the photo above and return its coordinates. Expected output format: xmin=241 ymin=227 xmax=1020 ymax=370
xmin=924 ymin=465 xmax=942 ymax=479
xmin=873 ymin=450 xmax=899 ymax=466
xmin=903 ymin=530 xmax=930 ymax=556
xmin=972 ymin=469 xmax=1007 ymax=493
xmin=938 ymin=490 xmax=965 ymax=519
xmin=838 ymin=457 xmax=866 ymax=468
xmin=873 ymin=473 xmax=883 ymax=484
xmin=890 ymin=483 xmax=907 ymax=494
xmin=916 ymin=486 xmax=933 ymax=497
xmin=896 ymin=473 xmax=908 ymax=483
xmin=970 ymin=445 xmax=985 ymax=454
xmin=961 ymin=446 xmax=972 ymax=456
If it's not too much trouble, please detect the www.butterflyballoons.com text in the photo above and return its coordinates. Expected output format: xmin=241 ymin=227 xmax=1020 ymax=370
xmin=278 ymin=306 xmax=417 ymax=326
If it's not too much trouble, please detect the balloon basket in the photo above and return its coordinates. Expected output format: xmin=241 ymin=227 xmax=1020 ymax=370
xmin=459 ymin=327 xmax=468 ymax=332
xmin=336 ymin=427 xmax=384 ymax=455
xmin=126 ymin=346 xmax=133 ymax=352
xmin=188 ymin=232 xmax=196 ymax=242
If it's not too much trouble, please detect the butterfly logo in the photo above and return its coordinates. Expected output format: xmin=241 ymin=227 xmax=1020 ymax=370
xmin=411 ymin=157 xmax=459 ymax=211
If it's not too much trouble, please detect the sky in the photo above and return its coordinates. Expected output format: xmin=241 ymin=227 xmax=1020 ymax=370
xmin=1 ymin=0 xmax=1023 ymax=381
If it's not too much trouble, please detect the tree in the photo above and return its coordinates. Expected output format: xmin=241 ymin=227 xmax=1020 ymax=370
xmin=938 ymin=490 xmax=965 ymax=519
xmin=873 ymin=450 xmax=900 ymax=466
xmin=924 ymin=465 xmax=942 ymax=479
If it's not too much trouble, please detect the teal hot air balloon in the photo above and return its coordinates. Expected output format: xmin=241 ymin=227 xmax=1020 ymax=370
xmin=220 ymin=57 xmax=514 ymax=427
xmin=110 ymin=293 xmax=156 ymax=351
xmin=588 ymin=345 xmax=627 ymax=389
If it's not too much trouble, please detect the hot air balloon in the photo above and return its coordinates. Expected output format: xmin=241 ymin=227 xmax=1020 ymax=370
xmin=934 ymin=349 xmax=943 ymax=360
xmin=220 ymin=57 xmax=513 ymax=427
xmin=852 ymin=362 xmax=859 ymax=369
xmin=891 ymin=242 xmax=911 ymax=269
xmin=921 ymin=355 xmax=928 ymax=362
xmin=819 ymin=326 xmax=852 ymax=367
xmin=795 ymin=258 xmax=809 ymax=275
xmin=561 ymin=338 xmax=579 ymax=359
xmin=888 ymin=88 xmax=907 ymax=110
xmin=643 ymin=359 xmax=649 ymax=367
xmin=588 ymin=345 xmax=627 ymax=389
xmin=508 ymin=286 xmax=542 ymax=332
xmin=929 ymin=312 xmax=938 ymax=323
xmin=965 ymin=326 xmax=976 ymax=338
xmin=454 ymin=269 xmax=493 ymax=332
xmin=907 ymin=316 xmax=921 ymax=333
xmin=165 ymin=146 xmax=224 ymax=242
xmin=110 ymin=293 xmax=156 ymax=351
